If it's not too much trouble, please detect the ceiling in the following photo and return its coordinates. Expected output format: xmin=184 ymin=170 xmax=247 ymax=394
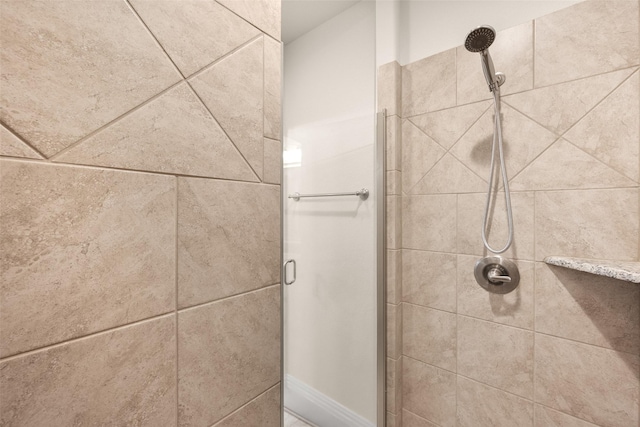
xmin=281 ymin=0 xmax=360 ymax=44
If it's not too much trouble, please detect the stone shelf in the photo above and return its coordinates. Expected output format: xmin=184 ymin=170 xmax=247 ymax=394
xmin=544 ymin=256 xmax=640 ymax=284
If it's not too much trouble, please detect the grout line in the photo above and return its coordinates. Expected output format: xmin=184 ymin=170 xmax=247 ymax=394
xmin=47 ymin=80 xmax=184 ymax=161
xmin=183 ymin=82 xmax=262 ymax=182
xmin=209 ymin=382 xmax=280 ymax=427
xmin=0 ymin=119 xmax=48 ymax=159
xmin=532 ymin=258 xmax=537 ymax=427
xmin=0 ymin=312 xmax=175 ymax=363
xmin=174 ymin=175 xmax=180 ymax=427
xmin=177 ymin=283 xmax=281 ymax=314
xmin=402 ymin=408 xmax=444 ymax=427
xmin=125 ymin=0 xmax=186 ymax=79
xmin=186 ymin=34 xmax=263 ymax=81
xmin=532 ymin=18 xmax=536 ymax=89
xmin=213 ymin=0 xmax=280 ymax=44
xmin=1 ymin=156 xmax=266 ymax=184
xmin=262 ymin=34 xmax=266 ymax=184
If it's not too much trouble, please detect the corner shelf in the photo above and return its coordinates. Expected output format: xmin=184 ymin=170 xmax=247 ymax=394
xmin=544 ymin=256 xmax=640 ymax=284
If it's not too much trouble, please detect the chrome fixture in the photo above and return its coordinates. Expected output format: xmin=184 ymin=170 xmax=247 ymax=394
xmin=283 ymin=259 xmax=296 ymax=285
xmin=465 ymin=25 xmax=519 ymax=293
xmin=288 ymin=188 xmax=369 ymax=201
xmin=474 ymin=256 xmax=520 ymax=294
xmin=464 ymin=26 xmax=506 ymax=93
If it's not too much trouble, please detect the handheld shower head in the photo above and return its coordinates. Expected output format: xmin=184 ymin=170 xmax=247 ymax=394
xmin=464 ymin=25 xmax=505 ymax=93
xmin=465 ymin=26 xmax=496 ymax=53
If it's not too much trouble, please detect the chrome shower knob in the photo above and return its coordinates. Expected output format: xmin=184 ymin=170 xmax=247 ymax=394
xmin=474 ymin=256 xmax=520 ymax=294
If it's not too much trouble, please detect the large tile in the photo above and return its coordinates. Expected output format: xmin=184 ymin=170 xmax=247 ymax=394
xmin=130 ymin=0 xmax=260 ymax=76
xmin=402 ymin=195 xmax=457 ymax=252
xmin=458 ymin=316 xmax=534 ymax=398
xmin=0 ymin=160 xmax=176 ymax=357
xmin=457 ymin=255 xmax=534 ymax=330
xmin=457 ymin=376 xmax=533 ymax=427
xmin=534 ymin=188 xmax=639 ymax=261
xmin=0 ymin=124 xmax=42 ymax=159
xmin=386 ymin=115 xmax=402 ymax=171
xmin=457 ymin=22 xmax=533 ymax=105
xmin=510 ymin=139 xmax=636 ymax=191
xmin=504 ymin=67 xmax=636 ymax=135
xmin=387 ymin=250 xmax=402 ymax=305
xmin=535 ymin=0 xmax=639 ymax=87
xmin=378 ymin=61 xmax=402 ymax=116
xmin=403 ymin=357 xmax=456 ymax=427
xmin=534 ymin=405 xmax=599 ymax=427
xmin=56 ymin=83 xmax=257 ymax=181
xmin=402 ymin=250 xmax=457 ymax=312
xmin=535 ymin=263 xmax=640 ymax=355
xmin=402 ymin=49 xmax=456 ymax=117
xmin=177 ymin=178 xmax=279 ymax=308
xmin=190 ymin=38 xmax=264 ymax=179
xmin=564 ymin=71 xmax=639 ymax=182
xmin=411 ymin=153 xmax=487 ymax=195
xmin=178 ymin=286 xmax=280 ymax=427
xmin=403 ymin=410 xmax=438 ymax=427
xmin=264 ymin=37 xmax=282 ymax=140
xmin=403 ymin=304 xmax=456 ymax=372
xmin=213 ymin=384 xmax=280 ymax=427
xmin=0 ymin=316 xmax=176 ymax=426
xmin=218 ymin=0 xmax=281 ymax=40
xmin=450 ymin=104 xmax=557 ymax=182
xmin=535 ymin=334 xmax=639 ymax=427
xmin=263 ymin=138 xmax=282 ymax=185
xmin=408 ymin=101 xmax=490 ymax=150
xmin=0 ymin=0 xmax=180 ymax=157
xmin=402 ymin=120 xmax=446 ymax=192
xmin=387 ymin=303 xmax=402 ymax=359
xmin=457 ymin=191 xmax=535 ymax=261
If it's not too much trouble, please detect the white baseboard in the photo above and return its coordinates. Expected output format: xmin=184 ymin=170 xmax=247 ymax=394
xmin=284 ymin=374 xmax=375 ymax=427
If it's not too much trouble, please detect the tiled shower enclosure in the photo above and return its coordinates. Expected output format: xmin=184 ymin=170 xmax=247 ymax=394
xmin=381 ymin=1 xmax=640 ymax=426
xmin=0 ymin=0 xmax=282 ymax=425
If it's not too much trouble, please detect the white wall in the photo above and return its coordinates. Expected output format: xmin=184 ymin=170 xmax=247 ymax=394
xmin=283 ymin=1 xmax=378 ymax=424
xmin=377 ymin=0 xmax=581 ymax=65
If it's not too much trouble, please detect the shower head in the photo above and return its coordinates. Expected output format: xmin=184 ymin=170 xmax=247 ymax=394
xmin=464 ymin=25 xmax=505 ymax=93
xmin=464 ymin=26 xmax=496 ymax=53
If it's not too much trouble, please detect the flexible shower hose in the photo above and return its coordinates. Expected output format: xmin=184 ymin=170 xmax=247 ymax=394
xmin=481 ymin=90 xmax=514 ymax=254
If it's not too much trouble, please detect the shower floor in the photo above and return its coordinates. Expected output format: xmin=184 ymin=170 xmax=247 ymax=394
xmin=284 ymin=410 xmax=315 ymax=427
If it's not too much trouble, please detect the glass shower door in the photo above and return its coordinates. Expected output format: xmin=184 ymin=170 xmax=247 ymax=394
xmin=281 ymin=2 xmax=382 ymax=426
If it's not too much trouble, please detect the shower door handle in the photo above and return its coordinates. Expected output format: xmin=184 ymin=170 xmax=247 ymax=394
xmin=284 ymin=259 xmax=296 ymax=285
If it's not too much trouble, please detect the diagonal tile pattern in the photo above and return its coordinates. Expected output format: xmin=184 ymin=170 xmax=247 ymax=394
xmin=564 ymin=71 xmax=640 ymax=182
xmin=0 ymin=0 xmax=181 ymax=157
xmin=129 ymin=0 xmax=260 ymax=77
xmin=510 ymin=138 xmax=637 ymax=190
xmin=55 ymin=83 xmax=257 ymax=181
xmin=408 ymin=101 xmax=491 ymax=150
xmin=534 ymin=0 xmax=640 ymax=87
xmin=411 ymin=154 xmax=486 ymax=195
xmin=0 ymin=124 xmax=42 ymax=159
xmin=393 ymin=3 xmax=640 ymax=427
xmin=190 ymin=38 xmax=265 ymax=179
xmin=504 ymin=67 xmax=636 ymax=135
xmin=0 ymin=1 xmax=282 ymax=424
xmin=217 ymin=0 xmax=281 ymax=41
xmin=402 ymin=120 xmax=446 ymax=192
xmin=450 ymin=104 xmax=558 ymax=180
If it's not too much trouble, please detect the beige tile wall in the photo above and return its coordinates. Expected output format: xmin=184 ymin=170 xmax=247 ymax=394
xmin=0 ymin=0 xmax=282 ymax=425
xmin=381 ymin=1 xmax=640 ymax=426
